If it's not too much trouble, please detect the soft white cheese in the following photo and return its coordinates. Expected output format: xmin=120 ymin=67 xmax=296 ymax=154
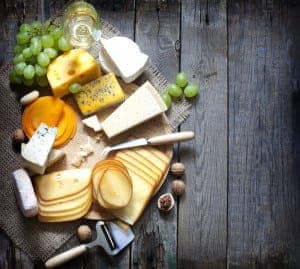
xmin=82 ymin=115 xmax=102 ymax=132
xmin=101 ymin=81 xmax=167 ymax=138
xmin=21 ymin=123 xmax=57 ymax=175
xmin=100 ymin=36 xmax=149 ymax=83
xmin=12 ymin=169 xmax=38 ymax=217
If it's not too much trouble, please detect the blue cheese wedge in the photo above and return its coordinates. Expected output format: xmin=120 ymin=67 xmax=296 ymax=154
xmin=21 ymin=123 xmax=57 ymax=175
xmin=101 ymin=81 xmax=167 ymax=138
xmin=100 ymin=36 xmax=149 ymax=83
xmin=12 ymin=169 xmax=38 ymax=217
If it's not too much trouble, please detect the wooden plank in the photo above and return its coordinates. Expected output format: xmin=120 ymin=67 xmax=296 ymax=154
xmin=131 ymin=1 xmax=179 ymax=268
xmin=227 ymin=1 xmax=300 ymax=268
xmin=178 ymin=1 xmax=228 ymax=268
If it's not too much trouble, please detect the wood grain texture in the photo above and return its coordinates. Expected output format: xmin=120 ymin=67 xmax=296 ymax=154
xmin=131 ymin=1 xmax=180 ymax=268
xmin=178 ymin=1 xmax=228 ymax=268
xmin=227 ymin=1 xmax=300 ymax=268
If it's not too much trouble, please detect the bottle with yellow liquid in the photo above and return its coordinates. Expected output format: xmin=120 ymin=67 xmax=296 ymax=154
xmin=63 ymin=1 xmax=101 ymax=49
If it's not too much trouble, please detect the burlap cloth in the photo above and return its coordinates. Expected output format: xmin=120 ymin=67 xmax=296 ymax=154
xmin=0 ymin=11 xmax=190 ymax=263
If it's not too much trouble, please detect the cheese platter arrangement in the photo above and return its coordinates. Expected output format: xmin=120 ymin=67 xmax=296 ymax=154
xmin=8 ymin=1 xmax=199 ymax=266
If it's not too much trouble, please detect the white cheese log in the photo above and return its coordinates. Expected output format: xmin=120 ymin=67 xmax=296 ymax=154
xmin=12 ymin=169 xmax=38 ymax=217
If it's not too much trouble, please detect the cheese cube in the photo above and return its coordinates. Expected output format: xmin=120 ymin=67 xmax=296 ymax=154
xmin=100 ymin=37 xmax=148 ymax=83
xmin=74 ymin=73 xmax=125 ymax=116
xmin=21 ymin=124 xmax=57 ymax=175
xmin=12 ymin=169 xmax=38 ymax=217
xmin=101 ymin=81 xmax=167 ymax=138
xmin=47 ymin=49 xmax=101 ymax=98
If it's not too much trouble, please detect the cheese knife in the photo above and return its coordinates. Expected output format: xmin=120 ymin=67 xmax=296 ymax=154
xmin=101 ymin=131 xmax=194 ymax=158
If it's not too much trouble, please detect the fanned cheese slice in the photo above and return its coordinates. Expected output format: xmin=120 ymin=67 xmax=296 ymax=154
xmin=35 ymin=168 xmax=92 ymax=201
xmin=133 ymin=147 xmax=168 ymax=170
xmin=110 ymin=172 xmax=153 ymax=225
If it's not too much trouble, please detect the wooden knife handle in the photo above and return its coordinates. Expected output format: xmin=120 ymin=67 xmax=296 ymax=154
xmin=45 ymin=245 xmax=87 ymax=268
xmin=148 ymin=131 xmax=195 ymax=145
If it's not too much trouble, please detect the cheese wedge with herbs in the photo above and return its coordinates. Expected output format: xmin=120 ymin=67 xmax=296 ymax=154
xmin=47 ymin=49 xmax=101 ymax=98
xmin=101 ymin=81 xmax=167 ymax=138
xmin=35 ymin=168 xmax=92 ymax=201
xmin=74 ymin=72 xmax=125 ymax=116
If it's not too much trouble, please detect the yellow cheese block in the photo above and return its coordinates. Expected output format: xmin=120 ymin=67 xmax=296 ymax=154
xmin=115 ymin=156 xmax=156 ymax=186
xmin=116 ymin=152 xmax=160 ymax=185
xmin=122 ymin=150 xmax=163 ymax=175
xmin=74 ymin=73 xmax=125 ymax=116
xmin=38 ymin=185 xmax=92 ymax=213
xmin=38 ymin=196 xmax=92 ymax=217
xmin=38 ymin=185 xmax=91 ymax=206
xmin=110 ymin=172 xmax=154 ymax=225
xmin=47 ymin=49 xmax=101 ymax=98
xmin=133 ymin=148 xmax=168 ymax=171
xmin=38 ymin=198 xmax=92 ymax=222
xmin=35 ymin=168 xmax=92 ymax=201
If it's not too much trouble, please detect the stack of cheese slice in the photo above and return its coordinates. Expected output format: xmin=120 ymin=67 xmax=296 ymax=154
xmin=110 ymin=146 xmax=170 ymax=225
xmin=34 ymin=168 xmax=92 ymax=222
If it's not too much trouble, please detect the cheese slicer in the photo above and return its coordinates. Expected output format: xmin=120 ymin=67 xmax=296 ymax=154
xmin=45 ymin=221 xmax=134 ymax=268
xmin=101 ymin=131 xmax=195 ymax=158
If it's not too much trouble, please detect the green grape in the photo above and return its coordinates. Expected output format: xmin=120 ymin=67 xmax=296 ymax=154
xmin=22 ymin=47 xmax=32 ymax=60
xmin=30 ymin=41 xmax=42 ymax=55
xmin=36 ymin=76 xmax=49 ymax=87
xmin=167 ymin=83 xmax=182 ymax=98
xmin=19 ymin=23 xmax=32 ymax=33
xmin=35 ymin=64 xmax=46 ymax=77
xmin=47 ymin=24 xmax=56 ymax=33
xmin=184 ymin=84 xmax=199 ymax=98
xmin=58 ymin=36 xmax=72 ymax=52
xmin=41 ymin=35 xmax=54 ymax=48
xmin=31 ymin=21 xmax=42 ymax=33
xmin=23 ymin=78 xmax=34 ymax=86
xmin=16 ymin=32 xmax=30 ymax=44
xmin=13 ymin=54 xmax=25 ymax=64
xmin=161 ymin=92 xmax=172 ymax=109
xmin=15 ymin=62 xmax=26 ymax=76
xmin=9 ymin=69 xmax=22 ymax=84
xmin=27 ymin=56 xmax=37 ymax=65
xmin=175 ymin=72 xmax=188 ymax=88
xmin=37 ymin=52 xmax=50 ymax=67
xmin=44 ymin=48 xmax=57 ymax=59
xmin=69 ymin=83 xmax=82 ymax=94
xmin=30 ymin=36 xmax=40 ymax=44
xmin=23 ymin=64 xmax=35 ymax=80
xmin=13 ymin=44 xmax=24 ymax=55
xmin=50 ymin=27 xmax=63 ymax=40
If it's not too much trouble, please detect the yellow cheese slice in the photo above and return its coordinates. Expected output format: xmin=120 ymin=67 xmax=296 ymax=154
xmin=99 ymin=169 xmax=132 ymax=209
xmin=133 ymin=148 xmax=168 ymax=171
xmin=114 ymin=156 xmax=156 ymax=186
xmin=116 ymin=151 xmax=160 ymax=180
xmin=38 ymin=186 xmax=92 ymax=213
xmin=38 ymin=196 xmax=92 ymax=217
xmin=122 ymin=150 xmax=163 ymax=175
xmin=110 ymin=172 xmax=154 ymax=225
xmin=35 ymin=168 xmax=92 ymax=201
xmin=38 ymin=198 xmax=92 ymax=222
xmin=37 ymin=185 xmax=91 ymax=206
xmin=147 ymin=147 xmax=170 ymax=164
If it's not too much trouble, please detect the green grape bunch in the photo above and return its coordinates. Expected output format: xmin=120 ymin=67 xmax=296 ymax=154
xmin=9 ymin=20 xmax=72 ymax=87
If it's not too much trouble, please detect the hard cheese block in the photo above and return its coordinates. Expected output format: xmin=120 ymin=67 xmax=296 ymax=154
xmin=100 ymin=36 xmax=149 ymax=83
xmin=110 ymin=146 xmax=170 ymax=225
xmin=101 ymin=81 xmax=167 ymax=138
xmin=47 ymin=48 xmax=101 ymax=98
xmin=74 ymin=72 xmax=125 ymax=116
xmin=35 ymin=168 xmax=92 ymax=201
xmin=21 ymin=123 xmax=57 ymax=175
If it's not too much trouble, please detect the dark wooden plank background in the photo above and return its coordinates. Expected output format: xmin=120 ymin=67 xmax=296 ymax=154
xmin=0 ymin=0 xmax=299 ymax=268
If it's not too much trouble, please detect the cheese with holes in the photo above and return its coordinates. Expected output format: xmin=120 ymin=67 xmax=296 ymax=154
xmin=35 ymin=168 xmax=92 ymax=201
xmin=101 ymin=81 xmax=167 ymax=138
xmin=47 ymin=49 xmax=101 ymax=98
xmin=74 ymin=73 xmax=125 ymax=116
xmin=100 ymin=36 xmax=148 ymax=83
xmin=21 ymin=124 xmax=57 ymax=175
xmin=12 ymin=169 xmax=38 ymax=217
